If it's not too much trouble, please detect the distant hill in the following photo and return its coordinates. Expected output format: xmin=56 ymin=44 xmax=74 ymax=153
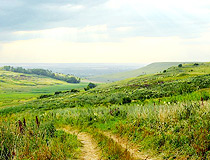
xmin=87 ymin=62 xmax=194 ymax=82
xmin=2 ymin=66 xmax=80 ymax=83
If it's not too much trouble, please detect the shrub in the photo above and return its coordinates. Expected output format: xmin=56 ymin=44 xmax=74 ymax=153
xmin=70 ymin=89 xmax=79 ymax=93
xmin=122 ymin=97 xmax=131 ymax=104
xmin=39 ymin=94 xmax=52 ymax=99
xmin=55 ymin=91 xmax=62 ymax=95
xmin=88 ymin=83 xmax=97 ymax=89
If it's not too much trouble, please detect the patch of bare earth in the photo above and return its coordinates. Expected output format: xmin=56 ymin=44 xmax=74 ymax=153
xmin=61 ymin=127 xmax=102 ymax=160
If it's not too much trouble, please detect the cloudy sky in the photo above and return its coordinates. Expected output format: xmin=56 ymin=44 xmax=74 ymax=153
xmin=0 ymin=0 xmax=210 ymax=63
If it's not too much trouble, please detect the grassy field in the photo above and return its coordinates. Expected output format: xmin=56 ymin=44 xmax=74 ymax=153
xmin=0 ymin=62 xmax=210 ymax=159
xmin=0 ymin=70 xmax=88 ymax=107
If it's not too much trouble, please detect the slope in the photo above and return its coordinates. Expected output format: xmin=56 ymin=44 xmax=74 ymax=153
xmin=1 ymin=62 xmax=210 ymax=159
xmin=2 ymin=62 xmax=210 ymax=114
xmin=87 ymin=62 xmax=193 ymax=82
xmin=0 ymin=70 xmax=88 ymax=108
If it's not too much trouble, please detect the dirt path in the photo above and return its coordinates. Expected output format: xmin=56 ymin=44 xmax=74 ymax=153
xmin=61 ymin=126 xmax=102 ymax=160
xmin=60 ymin=126 xmax=158 ymax=160
xmin=101 ymin=131 xmax=159 ymax=160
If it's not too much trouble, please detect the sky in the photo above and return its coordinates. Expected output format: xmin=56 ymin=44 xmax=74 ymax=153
xmin=0 ymin=0 xmax=210 ymax=63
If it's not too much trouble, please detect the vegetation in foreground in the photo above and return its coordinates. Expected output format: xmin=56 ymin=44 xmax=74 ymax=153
xmin=0 ymin=62 xmax=210 ymax=159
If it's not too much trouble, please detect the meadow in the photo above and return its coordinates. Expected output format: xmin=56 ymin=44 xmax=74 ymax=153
xmin=0 ymin=70 xmax=88 ymax=108
xmin=0 ymin=62 xmax=210 ymax=160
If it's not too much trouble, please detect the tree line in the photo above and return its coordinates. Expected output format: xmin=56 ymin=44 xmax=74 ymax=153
xmin=2 ymin=66 xmax=80 ymax=83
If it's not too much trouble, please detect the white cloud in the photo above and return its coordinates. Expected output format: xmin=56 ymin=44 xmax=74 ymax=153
xmin=105 ymin=0 xmax=210 ymax=21
xmin=81 ymin=25 xmax=107 ymax=32
xmin=106 ymin=0 xmax=210 ymax=10
xmin=41 ymin=3 xmax=85 ymax=12
xmin=1 ymin=28 xmax=210 ymax=63
xmin=14 ymin=25 xmax=108 ymax=42
xmin=115 ymin=27 xmax=133 ymax=32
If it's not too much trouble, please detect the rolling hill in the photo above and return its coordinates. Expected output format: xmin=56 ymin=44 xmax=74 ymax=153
xmin=2 ymin=62 xmax=210 ymax=113
xmin=1 ymin=62 xmax=210 ymax=160
xmin=0 ymin=69 xmax=88 ymax=108
xmin=87 ymin=62 xmax=194 ymax=82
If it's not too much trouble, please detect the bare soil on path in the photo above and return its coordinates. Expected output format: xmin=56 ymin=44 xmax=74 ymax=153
xmin=61 ymin=126 xmax=102 ymax=160
xmin=60 ymin=126 xmax=159 ymax=160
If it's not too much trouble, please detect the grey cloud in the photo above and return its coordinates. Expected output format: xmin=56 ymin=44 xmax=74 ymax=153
xmin=0 ymin=0 xmax=210 ymax=42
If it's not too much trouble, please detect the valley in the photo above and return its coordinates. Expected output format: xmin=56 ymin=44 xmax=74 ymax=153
xmin=0 ymin=62 xmax=210 ymax=159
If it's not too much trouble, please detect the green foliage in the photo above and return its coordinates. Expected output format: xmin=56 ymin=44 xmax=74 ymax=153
xmin=44 ymin=101 xmax=210 ymax=159
xmin=0 ymin=69 xmax=88 ymax=107
xmin=0 ymin=116 xmax=81 ymax=160
xmin=122 ymin=97 xmax=131 ymax=104
xmin=88 ymin=82 xmax=97 ymax=89
xmin=178 ymin=64 xmax=183 ymax=67
xmin=39 ymin=94 xmax=53 ymax=99
xmin=84 ymin=82 xmax=97 ymax=91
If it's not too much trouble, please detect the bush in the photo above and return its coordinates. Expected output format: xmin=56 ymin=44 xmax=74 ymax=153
xmin=70 ymin=89 xmax=79 ymax=93
xmin=39 ymin=94 xmax=52 ymax=99
xmin=88 ymin=83 xmax=97 ymax=89
xmin=122 ymin=97 xmax=132 ymax=104
xmin=55 ymin=91 xmax=62 ymax=95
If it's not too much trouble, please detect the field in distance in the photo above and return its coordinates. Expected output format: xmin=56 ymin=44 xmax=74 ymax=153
xmin=0 ymin=70 xmax=88 ymax=108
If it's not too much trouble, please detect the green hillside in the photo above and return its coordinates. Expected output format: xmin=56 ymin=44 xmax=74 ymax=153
xmin=1 ymin=62 xmax=210 ymax=159
xmin=0 ymin=69 xmax=88 ymax=108
xmin=87 ymin=62 xmax=194 ymax=82
xmin=2 ymin=66 xmax=81 ymax=83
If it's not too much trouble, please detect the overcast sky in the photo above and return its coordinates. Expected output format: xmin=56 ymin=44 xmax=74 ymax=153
xmin=0 ymin=0 xmax=210 ymax=63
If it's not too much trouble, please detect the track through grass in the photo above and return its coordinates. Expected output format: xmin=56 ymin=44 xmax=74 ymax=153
xmin=61 ymin=126 xmax=102 ymax=160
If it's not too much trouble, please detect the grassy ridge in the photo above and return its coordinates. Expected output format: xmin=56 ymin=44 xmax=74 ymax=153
xmin=87 ymin=62 xmax=194 ymax=82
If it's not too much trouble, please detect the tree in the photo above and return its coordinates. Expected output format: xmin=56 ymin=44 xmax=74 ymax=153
xmin=88 ymin=82 xmax=97 ymax=89
xmin=178 ymin=64 xmax=182 ymax=67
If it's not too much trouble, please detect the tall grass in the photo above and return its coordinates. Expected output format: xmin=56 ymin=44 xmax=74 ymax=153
xmin=43 ymin=101 xmax=210 ymax=159
xmin=0 ymin=115 xmax=81 ymax=160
